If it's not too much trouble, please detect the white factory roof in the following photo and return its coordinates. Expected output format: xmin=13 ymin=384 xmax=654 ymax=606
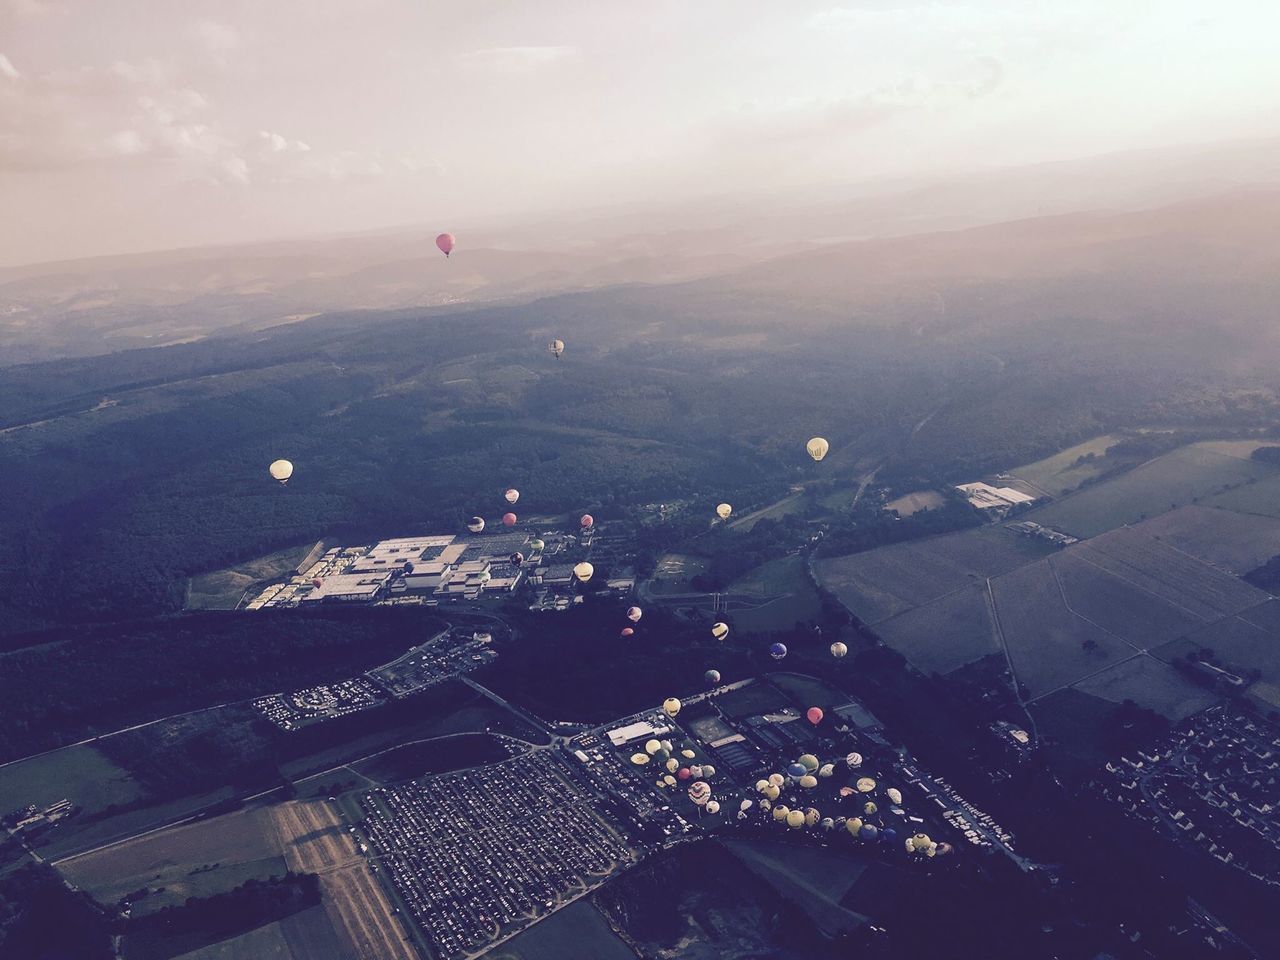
xmin=302 ymin=572 xmax=390 ymax=600
xmin=956 ymin=482 xmax=1036 ymax=509
xmin=607 ymin=721 xmax=667 ymax=747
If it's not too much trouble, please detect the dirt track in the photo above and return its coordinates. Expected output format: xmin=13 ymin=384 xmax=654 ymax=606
xmin=270 ymin=801 xmax=416 ymax=960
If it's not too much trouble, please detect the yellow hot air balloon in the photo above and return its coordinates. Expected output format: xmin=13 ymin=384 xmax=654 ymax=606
xmin=886 ymin=787 xmax=903 ymax=805
xmin=786 ymin=809 xmax=806 ymax=829
xmin=912 ymin=833 xmax=932 ymax=850
xmin=548 ymin=338 xmax=565 ymax=359
xmin=804 ymin=808 xmax=821 ymax=826
xmin=806 ymin=437 xmax=830 ymax=462
xmin=856 ymin=777 xmax=877 ymax=793
xmin=716 ymin=503 xmax=732 ymax=520
xmin=763 ymin=784 xmax=781 ymax=801
xmin=863 ymin=801 xmax=878 ymax=815
xmin=798 ymin=754 xmax=819 ymax=773
xmin=905 ymin=837 xmax=917 ymax=853
xmin=681 ymin=748 xmax=696 ymax=759
xmin=799 ymin=774 xmax=818 ymax=789
xmin=666 ymin=758 xmax=679 ymax=773
xmin=755 ymin=779 xmax=769 ymax=792
xmin=846 ymin=817 xmax=864 ymax=836
xmin=573 ymin=561 xmax=594 ymax=582
xmin=630 ymin=753 xmax=649 ymax=766
xmin=664 ymin=774 xmax=676 ymax=786
xmin=268 ymin=459 xmax=293 ymax=484
xmin=760 ymin=798 xmax=772 ymax=811
xmin=768 ymin=773 xmax=785 ymax=787
xmin=711 ymin=622 xmax=729 ymax=641
xmin=663 ymin=697 xmax=682 ymax=718
xmin=645 ymin=739 xmax=661 ymax=755
xmin=926 ymin=844 xmax=937 ymax=858
xmin=773 ymin=804 xmax=789 ymax=821
xmin=706 ymin=800 xmax=721 ymax=815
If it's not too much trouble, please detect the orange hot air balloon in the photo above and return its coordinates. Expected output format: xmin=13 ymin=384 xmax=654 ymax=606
xmin=806 ymin=707 xmax=824 ymax=725
xmin=436 ymin=233 xmax=455 ymax=257
xmin=502 ymin=512 xmax=517 ymax=527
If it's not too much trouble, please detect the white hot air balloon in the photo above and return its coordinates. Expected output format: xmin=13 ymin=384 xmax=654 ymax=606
xmin=716 ymin=503 xmax=732 ymax=520
xmin=467 ymin=516 xmax=486 ymax=533
xmin=269 ymin=459 xmax=293 ymax=484
xmin=806 ymin=437 xmax=830 ymax=462
xmin=504 ymin=488 xmax=520 ymax=504
xmin=573 ymin=562 xmax=594 ymax=583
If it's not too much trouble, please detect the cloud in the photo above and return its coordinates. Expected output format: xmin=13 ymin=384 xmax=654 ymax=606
xmin=193 ymin=20 xmax=240 ymax=57
xmin=0 ymin=53 xmax=18 ymax=80
xmin=457 ymin=46 xmax=576 ymax=73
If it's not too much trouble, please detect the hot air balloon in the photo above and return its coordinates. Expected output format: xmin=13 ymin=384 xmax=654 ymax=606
xmin=711 ymin=622 xmax=730 ymax=641
xmin=663 ymin=697 xmax=682 ymax=718
xmin=702 ymin=764 xmax=716 ymax=778
xmin=716 ymin=503 xmax=732 ymax=520
xmin=804 ymin=808 xmax=821 ymax=827
xmin=666 ymin=758 xmax=679 ymax=773
xmin=645 ymin=739 xmax=661 ymax=755
xmin=435 ymin=233 xmax=455 ymax=257
xmin=478 ymin=570 xmax=492 ymax=585
xmin=677 ymin=767 xmax=692 ymax=781
xmin=269 ymin=459 xmax=293 ymax=484
xmin=509 ymin=552 xmax=524 ymax=566
xmin=529 ymin=538 xmax=545 ymax=552
xmin=769 ymin=643 xmax=788 ymax=660
xmin=846 ymin=817 xmax=863 ymax=836
xmin=763 ymin=784 xmax=780 ymax=801
xmin=504 ymin=488 xmax=520 ymax=504
xmin=806 ymin=437 xmax=830 ymax=462
xmin=704 ymin=669 xmax=721 ymax=685
xmin=821 ymin=817 xmax=835 ymax=831
xmin=626 ymin=606 xmax=643 ymax=622
xmin=818 ymin=763 xmax=835 ymax=778
xmin=912 ymin=833 xmax=933 ymax=851
xmin=573 ymin=561 xmax=594 ymax=582
xmin=905 ymin=837 xmax=916 ymax=854
xmin=502 ymin=512 xmax=517 ymax=527
xmin=856 ymin=777 xmax=876 ymax=793
xmin=467 ymin=516 xmax=486 ymax=533
xmin=768 ymin=773 xmax=785 ymax=787
xmin=799 ymin=775 xmax=818 ymax=789
xmin=830 ymin=641 xmax=848 ymax=658
xmin=681 ymin=749 xmax=696 ymax=759
xmin=860 ymin=824 xmax=880 ymax=842
xmin=755 ymin=779 xmax=769 ymax=792
xmin=806 ymin=707 xmax=824 ymax=725
xmin=689 ymin=765 xmax=704 ymax=779
xmin=886 ymin=787 xmax=903 ymax=805
xmin=937 ymin=842 xmax=953 ymax=856
xmin=740 ymin=799 xmax=754 ymax=812
xmin=705 ymin=800 xmax=721 ymax=815
xmin=787 ymin=762 xmax=807 ymax=778
xmin=863 ymin=801 xmax=878 ymax=816
xmin=663 ymin=774 xmax=677 ymax=786
xmin=630 ymin=753 xmax=649 ymax=766
xmin=311 ymin=578 xmax=323 ymax=589
xmin=786 ymin=809 xmax=806 ymax=829
xmin=846 ymin=752 xmax=863 ymax=769
xmin=620 ymin=627 xmax=634 ymax=637
xmin=798 ymin=754 xmax=819 ymax=773
xmin=580 ymin=514 xmax=594 ymax=530
xmin=839 ymin=786 xmax=855 ymax=797
xmin=883 ymin=828 xmax=898 ymax=845
xmin=548 ymin=338 xmax=565 ymax=359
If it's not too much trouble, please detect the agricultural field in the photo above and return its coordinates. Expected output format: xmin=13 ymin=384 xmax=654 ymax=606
xmin=874 ymin=583 xmax=1001 ymax=676
xmin=186 ymin=541 xmax=322 ymax=610
xmin=489 ymin=900 xmax=636 ymax=960
xmin=1008 ymin=434 xmax=1122 ymax=497
xmin=1071 ymin=655 xmax=1217 ymax=720
xmin=1205 ymin=473 xmax=1280 ymax=520
xmin=1135 ymin=504 xmax=1280 ymax=575
xmin=723 ymin=839 xmax=870 ymax=937
xmin=1155 ymin=601 xmax=1280 ymax=713
xmin=0 ymin=743 xmax=143 ymax=817
xmin=1024 ymin=443 xmax=1280 ymax=538
xmin=58 ymin=807 xmax=285 ymax=916
xmin=991 ymin=560 xmax=1134 ymax=700
xmin=815 ymin=526 xmax=1055 ymax=625
xmin=727 ymin=555 xmax=823 ymax=634
xmin=883 ymin=490 xmax=944 ymax=516
xmin=168 ymin=906 xmax=346 ymax=960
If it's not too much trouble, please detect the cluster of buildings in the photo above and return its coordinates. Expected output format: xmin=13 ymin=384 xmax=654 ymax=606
xmin=1101 ymin=706 xmax=1280 ymax=887
xmin=253 ymin=628 xmax=496 ymax=730
xmin=956 ymin=481 xmax=1038 ymax=515
xmin=245 ymin=529 xmax=584 ymax=610
xmin=3 ymin=798 xmax=74 ymax=835
xmin=354 ymin=752 xmax=634 ymax=959
xmin=1005 ymin=519 xmax=1078 ymax=546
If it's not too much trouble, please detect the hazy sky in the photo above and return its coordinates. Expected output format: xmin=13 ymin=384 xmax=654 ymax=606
xmin=2 ymin=0 xmax=1278 ymax=266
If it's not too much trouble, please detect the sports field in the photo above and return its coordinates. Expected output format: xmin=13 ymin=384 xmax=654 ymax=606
xmin=59 ymin=807 xmax=285 ymax=916
xmin=1025 ymin=443 xmax=1280 ymax=538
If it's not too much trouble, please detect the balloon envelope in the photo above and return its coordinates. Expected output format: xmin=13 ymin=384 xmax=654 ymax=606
xmin=806 ymin=707 xmax=824 ymax=725
xmin=502 ymin=512 xmax=517 ymax=527
xmin=548 ymin=338 xmax=565 ymax=358
xmin=806 ymin=437 xmax=830 ymax=462
xmin=627 ymin=606 xmax=643 ymax=622
xmin=830 ymin=641 xmax=848 ymax=658
xmin=467 ymin=516 xmax=485 ymax=533
xmin=504 ymin=488 xmax=520 ymax=504
xmin=620 ymin=627 xmax=634 ymax=637
xmin=711 ymin=622 xmax=730 ymax=641
xmin=704 ymin=669 xmax=721 ymax=685
xmin=268 ymin=459 xmax=293 ymax=483
xmin=580 ymin=514 xmax=594 ymax=529
xmin=435 ymin=233 xmax=455 ymax=256
xmin=573 ymin=562 xmax=594 ymax=582
xmin=769 ymin=643 xmax=788 ymax=660
xmin=798 ymin=754 xmax=819 ymax=772
xmin=787 ymin=762 xmax=807 ymax=778
xmin=663 ymin=697 xmax=681 ymax=718
xmin=716 ymin=503 xmax=732 ymax=520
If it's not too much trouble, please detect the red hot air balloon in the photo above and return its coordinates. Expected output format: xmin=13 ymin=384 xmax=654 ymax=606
xmin=502 ymin=512 xmax=517 ymax=527
xmin=806 ymin=707 xmax=824 ymax=725
xmin=435 ymin=233 xmax=455 ymax=258
xmin=580 ymin=514 xmax=594 ymax=530
xmin=620 ymin=627 xmax=634 ymax=637
xmin=677 ymin=767 xmax=692 ymax=780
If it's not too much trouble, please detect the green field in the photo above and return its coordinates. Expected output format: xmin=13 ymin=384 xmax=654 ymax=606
xmin=883 ymin=490 xmax=945 ymax=516
xmin=1025 ymin=443 xmax=1280 ymax=538
xmin=770 ymin=672 xmax=850 ymax=709
xmin=728 ymin=489 xmax=807 ymax=532
xmin=160 ymin=905 xmax=345 ymax=960
xmin=714 ymin=681 xmax=791 ymax=719
xmin=0 ymin=744 xmax=143 ymax=817
xmin=1071 ymin=655 xmax=1218 ymax=720
xmin=727 ymin=555 xmax=823 ymax=633
xmin=1154 ymin=601 xmax=1280 ymax=713
xmin=1135 ymin=504 xmax=1280 ymax=575
xmin=59 ymin=807 xmax=285 ymax=916
xmin=488 ymin=900 xmax=635 ymax=960
xmin=874 ymin=583 xmax=1001 ymax=676
xmin=186 ymin=541 xmax=322 ymax=610
xmin=1206 ymin=473 xmax=1280 ymax=521
xmin=1008 ymin=434 xmax=1122 ymax=497
xmin=723 ymin=839 xmax=869 ymax=936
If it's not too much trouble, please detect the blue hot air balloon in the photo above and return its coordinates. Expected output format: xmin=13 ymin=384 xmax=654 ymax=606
xmin=787 ymin=762 xmax=807 ymax=778
xmin=860 ymin=824 xmax=880 ymax=842
xmin=882 ymin=828 xmax=898 ymax=845
xmin=769 ymin=642 xmax=788 ymax=660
